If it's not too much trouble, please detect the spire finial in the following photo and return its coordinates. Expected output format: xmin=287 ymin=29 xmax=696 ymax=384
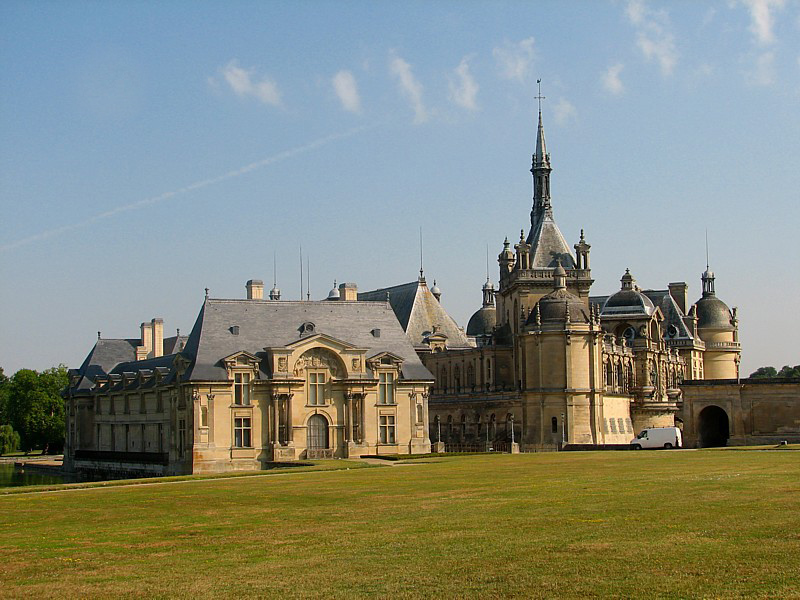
xmin=273 ymin=250 xmax=277 ymax=288
xmin=204 ymin=287 xmax=209 ymax=299
xmin=486 ymin=244 xmax=490 ymax=282
xmin=705 ymin=228 xmax=709 ymax=270
xmin=535 ymin=79 xmax=545 ymax=115
xmin=306 ymin=256 xmax=310 ymax=301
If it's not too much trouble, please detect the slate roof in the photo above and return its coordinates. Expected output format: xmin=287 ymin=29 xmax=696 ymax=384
xmin=182 ymin=298 xmax=434 ymax=382
xmin=358 ymin=279 xmax=473 ymax=349
xmin=591 ymin=289 xmax=695 ymax=341
xmin=526 ymin=214 xmax=577 ymax=269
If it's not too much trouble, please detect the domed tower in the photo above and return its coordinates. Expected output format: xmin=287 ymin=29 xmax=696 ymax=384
xmin=521 ymin=263 xmax=603 ymax=447
xmin=694 ymin=267 xmax=740 ymax=379
xmin=467 ymin=278 xmax=497 ymax=346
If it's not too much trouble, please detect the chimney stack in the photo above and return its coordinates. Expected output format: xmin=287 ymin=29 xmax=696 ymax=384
xmin=246 ymin=279 xmax=264 ymax=300
xmin=339 ymin=282 xmax=358 ymax=302
xmin=668 ymin=282 xmax=688 ymax=315
xmin=151 ymin=318 xmax=164 ymax=358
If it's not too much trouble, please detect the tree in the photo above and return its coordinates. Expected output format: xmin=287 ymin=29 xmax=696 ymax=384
xmin=749 ymin=366 xmax=777 ymax=379
xmin=777 ymin=365 xmax=800 ymax=378
xmin=6 ymin=366 xmax=68 ymax=453
xmin=0 ymin=424 xmax=21 ymax=455
xmin=0 ymin=366 xmax=8 ymax=424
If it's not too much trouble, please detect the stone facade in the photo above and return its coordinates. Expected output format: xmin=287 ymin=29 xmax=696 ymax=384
xmin=680 ymin=379 xmax=800 ymax=447
xmin=423 ymin=106 xmax=744 ymax=450
xmin=64 ymin=290 xmax=432 ymax=477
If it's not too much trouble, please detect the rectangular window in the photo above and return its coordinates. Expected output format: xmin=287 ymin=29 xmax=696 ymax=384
xmin=379 ymin=415 xmax=396 ymax=444
xmin=378 ymin=372 xmax=395 ymax=405
xmin=610 ymin=419 xmax=617 ymax=434
xmin=308 ymin=372 xmax=326 ymax=405
xmin=234 ymin=373 xmax=251 ymax=405
xmin=234 ymin=417 xmax=252 ymax=448
xmin=201 ymin=405 xmax=208 ymax=427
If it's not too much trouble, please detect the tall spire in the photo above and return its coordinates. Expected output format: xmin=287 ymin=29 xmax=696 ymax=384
xmin=531 ymin=79 xmax=552 ymax=228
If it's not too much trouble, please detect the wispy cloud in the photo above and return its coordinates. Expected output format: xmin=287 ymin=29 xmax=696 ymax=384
xmin=602 ymin=64 xmax=625 ymax=95
xmin=625 ymin=0 xmax=678 ymax=76
xmin=493 ymin=38 xmax=535 ymax=82
xmin=740 ymin=0 xmax=786 ymax=45
xmin=1 ymin=127 xmax=368 ymax=252
xmin=553 ymin=98 xmax=577 ymax=125
xmin=332 ymin=70 xmax=361 ymax=114
xmin=217 ymin=60 xmax=282 ymax=107
xmin=448 ymin=57 xmax=479 ymax=111
xmin=390 ymin=54 xmax=427 ymax=123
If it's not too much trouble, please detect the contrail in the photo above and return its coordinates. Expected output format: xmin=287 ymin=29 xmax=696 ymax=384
xmin=1 ymin=125 xmax=369 ymax=252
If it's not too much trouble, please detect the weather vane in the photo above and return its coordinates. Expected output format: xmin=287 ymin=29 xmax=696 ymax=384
xmin=535 ymin=79 xmax=545 ymax=113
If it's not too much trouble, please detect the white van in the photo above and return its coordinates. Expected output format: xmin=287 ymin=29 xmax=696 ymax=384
xmin=630 ymin=427 xmax=682 ymax=450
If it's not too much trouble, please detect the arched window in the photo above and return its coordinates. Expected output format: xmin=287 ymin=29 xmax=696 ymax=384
xmin=467 ymin=364 xmax=475 ymax=389
xmin=606 ymin=362 xmax=613 ymax=390
xmin=454 ymin=366 xmax=461 ymax=392
xmin=490 ymin=414 xmax=497 ymax=440
xmin=616 ymin=363 xmax=624 ymax=393
xmin=461 ymin=414 xmax=467 ymax=440
xmin=441 ymin=367 xmax=447 ymax=393
xmin=551 ymin=416 xmax=558 ymax=433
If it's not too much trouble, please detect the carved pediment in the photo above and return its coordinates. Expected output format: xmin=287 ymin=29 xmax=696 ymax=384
xmin=366 ymin=351 xmax=404 ymax=373
xmin=292 ymin=347 xmax=343 ymax=378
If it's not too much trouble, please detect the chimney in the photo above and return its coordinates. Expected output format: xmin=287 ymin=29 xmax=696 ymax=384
xmin=151 ymin=318 xmax=164 ymax=358
xmin=140 ymin=322 xmax=153 ymax=358
xmin=668 ymin=282 xmax=688 ymax=315
xmin=339 ymin=282 xmax=358 ymax=302
xmin=246 ymin=279 xmax=264 ymax=300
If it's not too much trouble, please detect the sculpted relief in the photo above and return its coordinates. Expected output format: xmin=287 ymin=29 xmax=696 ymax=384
xmin=293 ymin=348 xmax=342 ymax=378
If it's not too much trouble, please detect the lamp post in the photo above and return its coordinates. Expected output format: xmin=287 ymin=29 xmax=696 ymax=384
xmin=561 ymin=412 xmax=566 ymax=447
xmin=510 ymin=415 xmax=515 ymax=446
xmin=436 ymin=416 xmax=441 ymax=444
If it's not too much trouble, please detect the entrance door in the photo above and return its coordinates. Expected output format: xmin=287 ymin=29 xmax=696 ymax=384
xmin=307 ymin=414 xmax=329 ymax=450
xmin=698 ymin=405 xmax=729 ymax=447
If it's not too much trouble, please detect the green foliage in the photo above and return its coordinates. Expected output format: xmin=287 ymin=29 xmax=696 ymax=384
xmin=0 ymin=366 xmax=8 ymax=424
xmin=749 ymin=365 xmax=800 ymax=379
xmin=750 ymin=366 xmax=778 ymax=378
xmin=5 ymin=366 xmax=68 ymax=453
xmin=0 ymin=424 xmax=21 ymax=455
xmin=777 ymin=365 xmax=800 ymax=378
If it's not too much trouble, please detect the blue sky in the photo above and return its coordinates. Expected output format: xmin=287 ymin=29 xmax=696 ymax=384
xmin=1 ymin=0 xmax=798 ymax=376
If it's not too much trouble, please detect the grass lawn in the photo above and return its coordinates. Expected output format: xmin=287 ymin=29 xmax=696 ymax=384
xmin=0 ymin=450 xmax=798 ymax=599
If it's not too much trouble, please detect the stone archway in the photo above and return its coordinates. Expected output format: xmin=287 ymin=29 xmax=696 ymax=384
xmin=307 ymin=414 xmax=329 ymax=450
xmin=698 ymin=405 xmax=729 ymax=448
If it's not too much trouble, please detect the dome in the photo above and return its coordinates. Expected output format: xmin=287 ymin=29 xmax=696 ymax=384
xmin=467 ymin=305 xmax=496 ymax=336
xmin=602 ymin=269 xmax=655 ymax=316
xmin=430 ymin=280 xmax=441 ymax=301
xmin=602 ymin=289 xmax=655 ymax=315
xmin=528 ymin=288 xmax=590 ymax=325
xmin=695 ymin=295 xmax=733 ymax=330
xmin=327 ymin=281 xmax=340 ymax=301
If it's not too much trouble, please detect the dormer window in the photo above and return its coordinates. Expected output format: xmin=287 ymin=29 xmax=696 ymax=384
xmin=234 ymin=372 xmax=251 ymax=405
xmin=378 ymin=372 xmax=395 ymax=405
xmin=300 ymin=322 xmax=315 ymax=335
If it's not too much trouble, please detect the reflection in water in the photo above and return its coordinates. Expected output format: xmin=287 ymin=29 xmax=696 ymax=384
xmin=0 ymin=462 xmax=72 ymax=487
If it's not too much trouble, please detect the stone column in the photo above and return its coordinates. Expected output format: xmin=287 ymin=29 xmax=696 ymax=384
xmin=286 ymin=393 xmax=294 ymax=444
xmin=345 ymin=393 xmax=353 ymax=443
xmin=272 ymin=394 xmax=280 ymax=444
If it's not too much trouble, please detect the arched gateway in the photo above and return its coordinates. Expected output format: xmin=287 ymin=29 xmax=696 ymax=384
xmin=698 ymin=405 xmax=729 ymax=448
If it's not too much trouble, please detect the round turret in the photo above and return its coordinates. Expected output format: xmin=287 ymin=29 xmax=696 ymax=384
xmin=602 ymin=269 xmax=655 ymax=316
xmin=430 ymin=280 xmax=441 ymax=301
xmin=327 ymin=280 xmax=340 ymax=301
xmin=467 ymin=306 xmax=496 ymax=336
xmin=528 ymin=263 xmax=589 ymax=325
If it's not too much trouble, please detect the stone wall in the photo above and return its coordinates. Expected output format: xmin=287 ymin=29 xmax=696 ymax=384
xmin=680 ymin=378 xmax=800 ymax=447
